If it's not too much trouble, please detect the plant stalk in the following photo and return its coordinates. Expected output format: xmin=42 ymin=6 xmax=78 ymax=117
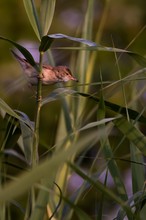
xmin=32 ymin=51 xmax=44 ymax=167
xmin=30 ymin=51 xmax=44 ymax=213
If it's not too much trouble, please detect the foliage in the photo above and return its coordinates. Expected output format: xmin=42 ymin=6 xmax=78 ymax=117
xmin=0 ymin=0 xmax=146 ymax=220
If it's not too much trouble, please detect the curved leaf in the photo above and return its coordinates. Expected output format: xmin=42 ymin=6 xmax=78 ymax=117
xmin=77 ymin=92 xmax=146 ymax=124
xmin=0 ymin=98 xmax=20 ymax=120
xmin=4 ymin=149 xmax=26 ymax=163
xmin=78 ymin=117 xmax=118 ymax=131
xmin=0 ymin=36 xmax=36 ymax=67
xmin=39 ymin=35 xmax=54 ymax=52
xmin=39 ymin=33 xmax=97 ymax=52
xmin=48 ymin=33 xmax=97 ymax=46
xmin=0 ymin=98 xmax=33 ymax=130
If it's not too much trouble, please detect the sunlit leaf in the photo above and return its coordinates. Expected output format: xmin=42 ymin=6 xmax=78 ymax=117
xmin=77 ymin=0 xmax=94 ymax=86
xmin=78 ymin=117 xmax=118 ymax=131
xmin=23 ymin=0 xmax=41 ymax=40
xmin=41 ymin=0 xmax=56 ymax=36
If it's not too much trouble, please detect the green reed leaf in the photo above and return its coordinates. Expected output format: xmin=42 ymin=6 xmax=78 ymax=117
xmin=39 ymin=33 xmax=97 ymax=52
xmin=114 ymin=117 xmax=146 ymax=156
xmin=52 ymin=45 xmax=146 ymax=67
xmin=77 ymin=92 xmax=146 ymax=124
xmin=40 ymin=0 xmax=56 ymax=36
xmin=23 ymin=0 xmax=41 ymax=40
xmin=0 ymin=36 xmax=36 ymax=67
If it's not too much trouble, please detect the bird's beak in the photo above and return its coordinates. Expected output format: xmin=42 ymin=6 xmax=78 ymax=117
xmin=71 ymin=75 xmax=78 ymax=82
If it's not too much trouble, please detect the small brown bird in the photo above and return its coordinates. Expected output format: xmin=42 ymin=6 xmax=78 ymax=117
xmin=11 ymin=50 xmax=78 ymax=85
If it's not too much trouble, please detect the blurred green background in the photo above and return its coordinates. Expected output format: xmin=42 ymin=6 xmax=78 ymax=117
xmin=0 ymin=0 xmax=146 ymax=152
xmin=0 ymin=0 xmax=146 ymax=148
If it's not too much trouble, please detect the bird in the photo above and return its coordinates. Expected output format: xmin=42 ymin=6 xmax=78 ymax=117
xmin=11 ymin=50 xmax=78 ymax=85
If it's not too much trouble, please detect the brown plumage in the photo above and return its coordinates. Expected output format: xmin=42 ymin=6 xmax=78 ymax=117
xmin=11 ymin=50 xmax=78 ymax=85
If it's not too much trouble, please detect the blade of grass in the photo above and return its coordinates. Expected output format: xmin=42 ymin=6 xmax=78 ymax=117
xmin=97 ymin=92 xmax=128 ymax=201
xmin=130 ymin=144 xmax=145 ymax=193
xmin=40 ymin=0 xmax=56 ymax=36
xmin=125 ymin=68 xmax=146 ymax=213
xmin=23 ymin=0 xmax=41 ymax=40
xmin=70 ymin=0 xmax=95 ymax=132
xmin=62 ymin=195 xmax=92 ymax=220
xmin=15 ymin=111 xmax=33 ymax=165
xmin=69 ymin=163 xmax=133 ymax=219
xmin=77 ymin=92 xmax=146 ymax=124
xmin=39 ymin=33 xmax=96 ymax=52
xmin=53 ymin=96 xmax=74 ymax=219
xmin=19 ymin=121 xmax=33 ymax=165
xmin=77 ymin=0 xmax=95 ymax=85
xmin=29 ymin=181 xmax=54 ymax=220
xmin=86 ymin=0 xmax=111 ymax=93
xmin=97 ymin=169 xmax=108 ymax=220
xmin=114 ymin=117 xmax=146 ymax=156
xmin=53 ymin=45 xmax=146 ymax=67
xmin=78 ymin=117 xmax=118 ymax=131
xmin=0 ymin=98 xmax=29 ymax=124
xmin=0 ymin=115 xmax=21 ymax=151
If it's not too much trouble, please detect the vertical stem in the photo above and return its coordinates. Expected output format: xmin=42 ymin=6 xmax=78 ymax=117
xmin=30 ymin=52 xmax=44 ymax=214
xmin=32 ymin=51 xmax=44 ymax=167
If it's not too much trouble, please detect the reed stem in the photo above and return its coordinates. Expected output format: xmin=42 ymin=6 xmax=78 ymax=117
xmin=32 ymin=51 xmax=44 ymax=167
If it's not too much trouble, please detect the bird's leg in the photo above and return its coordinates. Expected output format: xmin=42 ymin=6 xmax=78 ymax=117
xmin=37 ymin=72 xmax=44 ymax=80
